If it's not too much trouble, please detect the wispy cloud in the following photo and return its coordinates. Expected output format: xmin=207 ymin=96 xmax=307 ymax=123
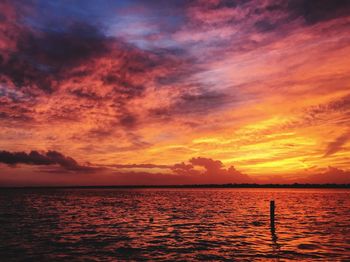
xmin=324 ymin=131 xmax=350 ymax=157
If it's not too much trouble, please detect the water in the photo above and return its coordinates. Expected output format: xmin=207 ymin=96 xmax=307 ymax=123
xmin=0 ymin=188 xmax=349 ymax=261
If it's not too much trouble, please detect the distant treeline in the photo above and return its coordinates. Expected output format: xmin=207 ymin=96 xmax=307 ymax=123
xmin=1 ymin=183 xmax=350 ymax=189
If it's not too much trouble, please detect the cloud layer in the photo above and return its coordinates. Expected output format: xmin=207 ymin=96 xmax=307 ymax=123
xmin=1 ymin=0 xmax=350 ymax=185
xmin=1 ymin=149 xmax=349 ymax=185
xmin=0 ymin=150 xmax=96 ymax=172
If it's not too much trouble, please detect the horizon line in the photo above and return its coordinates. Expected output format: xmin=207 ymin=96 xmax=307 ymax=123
xmin=1 ymin=183 xmax=350 ymax=189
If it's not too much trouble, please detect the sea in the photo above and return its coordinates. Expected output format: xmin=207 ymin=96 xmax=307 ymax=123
xmin=0 ymin=188 xmax=349 ymax=261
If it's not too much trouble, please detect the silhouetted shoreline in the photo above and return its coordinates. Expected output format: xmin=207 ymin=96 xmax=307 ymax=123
xmin=1 ymin=183 xmax=349 ymax=189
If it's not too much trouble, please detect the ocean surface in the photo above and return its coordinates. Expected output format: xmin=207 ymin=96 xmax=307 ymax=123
xmin=0 ymin=188 xmax=349 ymax=261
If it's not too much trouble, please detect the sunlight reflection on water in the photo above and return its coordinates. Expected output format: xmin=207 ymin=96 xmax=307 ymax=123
xmin=0 ymin=188 xmax=349 ymax=261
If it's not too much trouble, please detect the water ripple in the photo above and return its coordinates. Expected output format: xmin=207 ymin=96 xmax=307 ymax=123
xmin=0 ymin=188 xmax=349 ymax=261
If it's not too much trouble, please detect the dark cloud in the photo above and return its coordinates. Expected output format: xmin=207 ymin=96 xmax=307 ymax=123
xmin=69 ymin=88 xmax=104 ymax=101
xmin=104 ymin=156 xmax=252 ymax=184
xmin=0 ymin=0 xmax=159 ymax=98
xmin=0 ymin=3 xmax=192 ymax=132
xmin=250 ymin=0 xmax=350 ymax=33
xmin=0 ymin=22 xmax=111 ymax=93
xmin=177 ymin=90 xmax=229 ymax=113
xmin=0 ymin=111 xmax=33 ymax=122
xmin=110 ymin=156 xmax=252 ymax=185
xmin=1 ymin=150 xmax=349 ymax=184
xmin=287 ymin=0 xmax=350 ymax=24
xmin=0 ymin=55 xmax=54 ymax=93
xmin=302 ymin=166 xmax=350 ymax=184
xmin=298 ymin=94 xmax=350 ymax=129
xmin=171 ymin=162 xmax=201 ymax=176
xmin=0 ymin=13 xmax=6 ymax=23
xmin=254 ymin=20 xmax=278 ymax=32
xmin=18 ymin=23 xmax=109 ymax=67
xmin=197 ymin=0 xmax=251 ymax=10
xmin=324 ymin=132 xmax=350 ymax=157
xmin=0 ymin=0 xmax=205 ymax=135
xmin=149 ymin=89 xmax=233 ymax=119
xmin=119 ymin=113 xmax=138 ymax=128
xmin=327 ymin=94 xmax=350 ymax=112
xmin=0 ymin=150 xmax=96 ymax=172
xmin=306 ymin=94 xmax=350 ymax=116
xmin=190 ymin=157 xmax=223 ymax=174
xmin=171 ymin=157 xmax=252 ymax=183
xmin=108 ymin=163 xmax=170 ymax=169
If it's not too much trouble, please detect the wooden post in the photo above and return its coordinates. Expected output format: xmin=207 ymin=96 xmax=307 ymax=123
xmin=270 ymin=200 xmax=275 ymax=232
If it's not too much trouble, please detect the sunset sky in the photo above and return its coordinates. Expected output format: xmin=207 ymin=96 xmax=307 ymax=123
xmin=1 ymin=0 xmax=350 ymax=185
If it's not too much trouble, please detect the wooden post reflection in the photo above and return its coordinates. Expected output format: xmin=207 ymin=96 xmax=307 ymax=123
xmin=270 ymin=200 xmax=275 ymax=233
xmin=270 ymin=200 xmax=280 ymax=260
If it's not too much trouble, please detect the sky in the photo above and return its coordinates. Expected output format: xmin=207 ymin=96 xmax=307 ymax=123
xmin=0 ymin=0 xmax=350 ymax=186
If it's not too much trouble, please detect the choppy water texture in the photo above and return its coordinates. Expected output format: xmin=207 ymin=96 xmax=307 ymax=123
xmin=0 ymin=188 xmax=349 ymax=261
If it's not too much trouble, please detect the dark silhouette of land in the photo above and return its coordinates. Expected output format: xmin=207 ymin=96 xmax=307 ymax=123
xmin=1 ymin=183 xmax=349 ymax=189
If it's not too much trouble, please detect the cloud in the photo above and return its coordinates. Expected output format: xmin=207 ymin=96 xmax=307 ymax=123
xmin=0 ymin=150 xmax=96 ymax=172
xmin=324 ymin=131 xmax=350 ymax=157
xmin=190 ymin=157 xmax=223 ymax=173
xmin=149 ymin=89 xmax=234 ymax=120
xmin=171 ymin=157 xmax=252 ymax=183
xmin=0 ymin=152 xmax=252 ymax=184
xmin=301 ymin=166 xmax=350 ymax=184
xmin=0 ymin=0 xmax=350 ymax=182
xmin=287 ymin=0 xmax=350 ymax=25
xmin=171 ymin=162 xmax=201 ymax=176
xmin=107 ymin=163 xmax=170 ymax=169
xmin=107 ymin=157 xmax=251 ymax=184
xmin=1 ymin=150 xmax=349 ymax=185
xmin=0 ymin=1 xmax=200 ymax=146
xmin=0 ymin=21 xmax=111 ymax=93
